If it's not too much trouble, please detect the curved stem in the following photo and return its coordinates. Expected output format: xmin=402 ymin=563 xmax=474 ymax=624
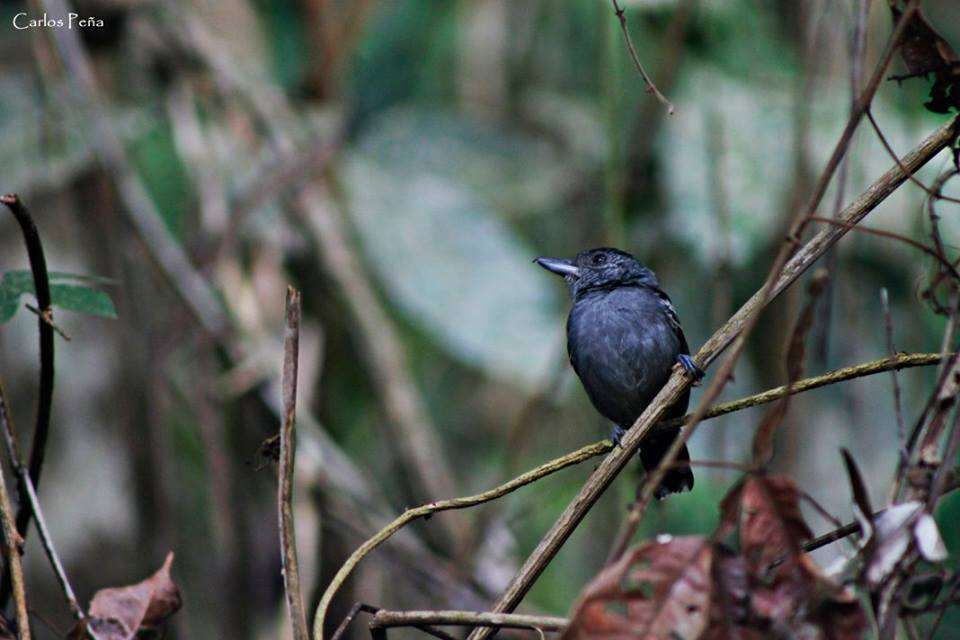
xmin=0 ymin=194 xmax=55 ymax=609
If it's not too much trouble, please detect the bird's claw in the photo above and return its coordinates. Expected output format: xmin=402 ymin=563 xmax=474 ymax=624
xmin=610 ymin=425 xmax=626 ymax=447
xmin=677 ymin=354 xmax=704 ymax=385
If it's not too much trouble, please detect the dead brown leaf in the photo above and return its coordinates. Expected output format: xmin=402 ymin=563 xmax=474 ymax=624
xmin=562 ymin=536 xmax=712 ymax=640
xmin=721 ymin=475 xmax=815 ymax=621
xmin=891 ymin=3 xmax=960 ymax=113
xmin=703 ymin=546 xmax=764 ymax=640
xmin=80 ymin=552 xmax=181 ymax=640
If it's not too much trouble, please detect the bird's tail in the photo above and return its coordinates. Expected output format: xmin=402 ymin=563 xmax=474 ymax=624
xmin=638 ymin=429 xmax=694 ymax=499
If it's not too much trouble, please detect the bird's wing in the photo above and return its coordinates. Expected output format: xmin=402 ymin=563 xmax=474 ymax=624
xmin=650 ymin=286 xmax=690 ymax=354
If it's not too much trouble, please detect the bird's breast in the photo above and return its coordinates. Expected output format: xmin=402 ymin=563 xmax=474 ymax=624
xmin=566 ymin=289 xmax=680 ymax=425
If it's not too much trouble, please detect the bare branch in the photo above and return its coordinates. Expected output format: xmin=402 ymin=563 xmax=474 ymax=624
xmin=0 ymin=194 xmax=54 ymax=609
xmin=279 ymin=287 xmax=309 ymax=640
xmin=609 ymin=0 xmax=675 ymax=114
xmin=0 ymin=381 xmax=84 ymax=623
xmin=881 ymin=288 xmax=908 ymax=461
xmin=370 ymin=610 xmax=568 ymax=634
xmin=0 ymin=395 xmax=29 ymax=640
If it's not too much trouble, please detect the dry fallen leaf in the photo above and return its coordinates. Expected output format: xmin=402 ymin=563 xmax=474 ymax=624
xmin=79 ymin=552 xmax=182 ymax=640
xmin=562 ymin=536 xmax=713 ymax=640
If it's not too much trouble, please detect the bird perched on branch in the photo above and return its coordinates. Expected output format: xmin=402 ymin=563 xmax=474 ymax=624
xmin=535 ymin=248 xmax=702 ymax=498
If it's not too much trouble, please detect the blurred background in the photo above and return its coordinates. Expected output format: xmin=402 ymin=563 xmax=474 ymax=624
xmin=1 ymin=0 xmax=960 ymax=637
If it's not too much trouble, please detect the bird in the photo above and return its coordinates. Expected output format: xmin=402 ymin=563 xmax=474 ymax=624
xmin=535 ymin=247 xmax=702 ymax=498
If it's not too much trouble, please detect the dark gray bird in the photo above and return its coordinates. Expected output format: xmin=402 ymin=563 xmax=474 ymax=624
xmin=535 ymin=247 xmax=701 ymax=498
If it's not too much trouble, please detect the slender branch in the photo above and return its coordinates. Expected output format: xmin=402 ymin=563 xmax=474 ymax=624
xmin=0 ymin=382 xmax=83 ymax=622
xmin=662 ymin=352 xmax=945 ymax=429
xmin=0 ymin=426 xmax=30 ymax=640
xmin=370 ymin=611 xmax=568 ymax=634
xmin=808 ymin=215 xmax=960 ymax=279
xmin=866 ymin=109 xmax=960 ymax=205
xmin=609 ymin=0 xmax=675 ymax=114
xmin=314 ymin=352 xmax=946 ymax=635
xmin=881 ymin=288 xmax=908 ymax=461
xmin=279 ymin=287 xmax=308 ymax=640
xmin=466 ymin=115 xmax=958 ymax=640
xmin=0 ymin=194 xmax=54 ymax=609
xmin=331 ymin=603 xmax=380 ymax=640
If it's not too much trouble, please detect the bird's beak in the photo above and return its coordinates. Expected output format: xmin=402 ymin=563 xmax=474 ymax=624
xmin=534 ymin=257 xmax=580 ymax=278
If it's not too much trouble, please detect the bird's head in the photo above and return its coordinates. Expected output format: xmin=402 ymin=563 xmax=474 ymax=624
xmin=534 ymin=247 xmax=658 ymax=297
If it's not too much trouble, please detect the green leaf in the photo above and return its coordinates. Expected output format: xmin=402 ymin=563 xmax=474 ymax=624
xmin=1 ymin=270 xmax=35 ymax=297
xmin=49 ymin=284 xmax=117 ymax=319
xmin=0 ymin=289 xmax=17 ymax=324
xmin=0 ymin=270 xmax=118 ymax=322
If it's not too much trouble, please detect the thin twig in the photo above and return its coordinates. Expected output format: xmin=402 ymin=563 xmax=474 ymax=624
xmin=370 ymin=610 xmax=568 ymax=634
xmin=866 ymin=109 xmax=960 ymax=205
xmin=0 ymin=194 xmax=54 ymax=609
xmin=881 ymin=288 xmax=908 ymax=460
xmin=808 ymin=216 xmax=960 ymax=279
xmin=279 ymin=287 xmax=308 ymax=640
xmin=609 ymin=0 xmax=675 ymax=115
xmin=23 ymin=304 xmax=71 ymax=342
xmin=466 ymin=113 xmax=957 ymax=640
xmin=0 ymin=424 xmax=30 ymax=640
xmin=314 ymin=352 xmax=947 ymax=633
xmin=331 ymin=603 xmax=380 ymax=640
xmin=0 ymin=382 xmax=83 ymax=622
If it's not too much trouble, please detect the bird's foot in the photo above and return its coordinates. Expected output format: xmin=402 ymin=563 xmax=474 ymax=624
xmin=610 ymin=425 xmax=627 ymax=447
xmin=677 ymin=354 xmax=705 ymax=385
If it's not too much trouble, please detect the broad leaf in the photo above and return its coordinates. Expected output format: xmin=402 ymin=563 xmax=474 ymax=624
xmin=0 ymin=270 xmax=117 ymax=322
xmin=49 ymin=284 xmax=117 ymax=318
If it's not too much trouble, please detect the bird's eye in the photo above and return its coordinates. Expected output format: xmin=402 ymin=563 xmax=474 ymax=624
xmin=591 ymin=253 xmax=608 ymax=266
